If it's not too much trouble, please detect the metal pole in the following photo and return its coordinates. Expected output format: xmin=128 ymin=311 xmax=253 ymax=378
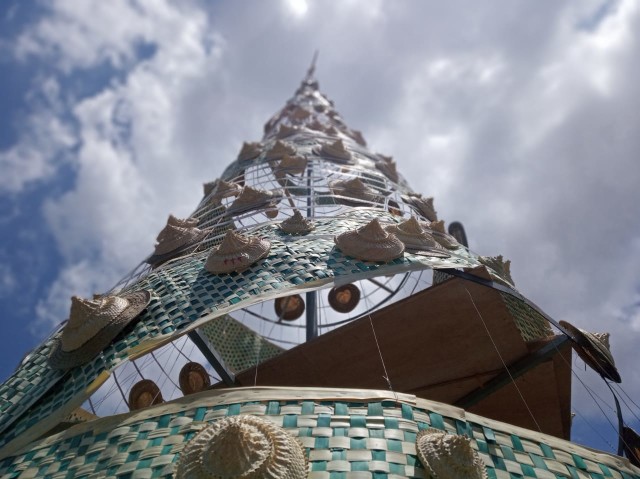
xmin=306 ymin=160 xmax=318 ymax=341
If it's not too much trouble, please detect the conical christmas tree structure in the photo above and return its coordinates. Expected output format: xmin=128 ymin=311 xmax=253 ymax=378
xmin=0 ymin=62 xmax=637 ymax=478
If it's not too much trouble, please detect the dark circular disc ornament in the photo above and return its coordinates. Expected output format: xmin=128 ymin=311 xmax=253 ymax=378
xmin=275 ymin=295 xmax=305 ymax=321
xmin=129 ymin=379 xmax=163 ymax=411
xmin=179 ymin=362 xmax=211 ymax=395
xmin=328 ymin=284 xmax=360 ymax=313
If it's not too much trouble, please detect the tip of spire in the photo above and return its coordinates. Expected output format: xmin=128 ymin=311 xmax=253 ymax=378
xmin=304 ymin=50 xmax=319 ymax=82
xmin=307 ymin=50 xmax=319 ymax=77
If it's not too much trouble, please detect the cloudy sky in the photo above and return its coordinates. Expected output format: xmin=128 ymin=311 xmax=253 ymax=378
xmin=1 ymin=0 xmax=639 ymax=452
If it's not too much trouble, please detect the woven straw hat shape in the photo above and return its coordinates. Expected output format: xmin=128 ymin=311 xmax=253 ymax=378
xmin=154 ymin=215 xmax=206 ymax=255
xmin=206 ymin=180 xmax=242 ymax=204
xmin=205 ymin=230 xmax=271 ymax=274
xmin=49 ymin=290 xmax=151 ymax=370
xmin=168 ymin=215 xmax=199 ymax=229
xmin=559 ymin=320 xmax=620 ymax=382
xmin=376 ymin=155 xmax=399 ymax=182
xmin=237 ymin=142 xmax=262 ymax=162
xmin=279 ymin=210 xmax=315 ymax=235
xmin=335 ymin=219 xmax=404 ymax=262
xmin=175 ymin=415 xmax=307 ymax=479
xmin=408 ymin=194 xmax=438 ymax=222
xmin=426 ymin=220 xmax=459 ymax=250
xmin=276 ymin=124 xmax=299 ymax=139
xmin=385 ymin=217 xmax=439 ymax=251
xmin=416 ymin=429 xmax=488 ymax=479
xmin=329 ymin=177 xmax=380 ymax=205
xmin=314 ymin=139 xmax=352 ymax=163
xmin=274 ymin=155 xmax=307 ymax=178
xmin=228 ymin=187 xmax=281 ymax=215
xmin=264 ymin=141 xmax=296 ymax=162
xmin=478 ymin=255 xmax=514 ymax=286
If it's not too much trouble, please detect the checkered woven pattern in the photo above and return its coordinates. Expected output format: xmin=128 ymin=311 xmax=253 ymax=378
xmin=432 ymin=270 xmax=552 ymax=342
xmin=501 ymin=293 xmax=553 ymax=342
xmin=0 ymin=335 xmax=65 ymax=438
xmin=199 ymin=315 xmax=284 ymax=373
xmin=0 ymin=67 xmax=546 ymax=473
xmin=0 ymin=217 xmax=478 ymax=452
xmin=0 ymin=388 xmax=637 ymax=479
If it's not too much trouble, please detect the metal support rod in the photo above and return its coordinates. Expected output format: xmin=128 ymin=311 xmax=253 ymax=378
xmin=606 ymin=381 xmax=625 ymax=456
xmin=187 ymin=331 xmax=235 ymax=386
xmin=305 ymin=161 xmax=318 ymax=341
xmin=455 ymin=334 xmax=570 ymax=408
xmin=367 ymin=277 xmax=394 ymax=294
xmin=306 ymin=291 xmax=318 ymax=341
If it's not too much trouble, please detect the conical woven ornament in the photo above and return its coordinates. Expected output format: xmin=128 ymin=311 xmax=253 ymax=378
xmin=264 ymin=141 xmax=296 ymax=162
xmin=376 ymin=155 xmax=399 ymax=182
xmin=559 ymin=320 xmax=620 ymax=383
xmin=314 ymin=139 xmax=352 ymax=163
xmin=49 ymin=290 xmax=151 ymax=370
xmin=237 ymin=142 xmax=262 ymax=162
xmin=154 ymin=215 xmax=206 ymax=256
xmin=349 ymin=129 xmax=367 ymax=146
xmin=307 ymin=119 xmax=325 ymax=132
xmin=324 ymin=125 xmax=339 ymax=136
xmin=279 ymin=210 xmax=315 ymax=235
xmin=205 ymin=230 xmax=271 ymax=274
xmin=335 ymin=219 xmax=404 ymax=262
xmin=329 ymin=177 xmax=380 ymax=206
xmin=406 ymin=194 xmax=438 ymax=222
xmin=478 ymin=255 xmax=514 ymax=286
xmin=385 ymin=217 xmax=441 ymax=251
xmin=273 ymin=155 xmax=307 ymax=178
xmin=175 ymin=415 xmax=307 ymax=479
xmin=276 ymin=124 xmax=299 ymax=139
xmin=206 ymin=180 xmax=242 ymax=205
xmin=416 ymin=429 xmax=488 ymax=479
xmin=203 ymin=181 xmax=216 ymax=197
xmin=167 ymin=214 xmax=199 ymax=229
xmin=228 ymin=187 xmax=281 ymax=216
xmin=290 ymin=106 xmax=310 ymax=122
xmin=426 ymin=220 xmax=459 ymax=250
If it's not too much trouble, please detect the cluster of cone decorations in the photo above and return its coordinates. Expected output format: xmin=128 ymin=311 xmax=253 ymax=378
xmin=0 ymin=58 xmax=638 ymax=479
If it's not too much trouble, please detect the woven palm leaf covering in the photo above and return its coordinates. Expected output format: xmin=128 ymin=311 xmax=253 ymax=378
xmin=0 ymin=62 xmax=577 ymax=477
xmin=199 ymin=316 xmax=284 ymax=374
xmin=0 ymin=387 xmax=638 ymax=479
xmin=0 ymin=217 xmax=481 ymax=455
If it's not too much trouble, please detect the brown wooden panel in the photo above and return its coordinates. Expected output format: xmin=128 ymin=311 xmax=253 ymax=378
xmin=233 ymin=272 xmax=571 ymax=438
xmin=238 ymin=276 xmax=527 ymax=392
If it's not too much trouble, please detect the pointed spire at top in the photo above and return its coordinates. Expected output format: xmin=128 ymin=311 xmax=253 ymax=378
xmin=304 ymin=50 xmax=319 ymax=83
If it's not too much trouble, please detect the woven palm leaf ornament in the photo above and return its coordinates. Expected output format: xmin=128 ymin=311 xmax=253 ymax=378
xmin=416 ymin=429 xmax=488 ymax=479
xmin=175 ymin=415 xmax=307 ymax=479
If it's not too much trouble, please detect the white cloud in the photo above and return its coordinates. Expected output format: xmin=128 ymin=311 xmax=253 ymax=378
xmin=0 ymin=264 xmax=16 ymax=298
xmin=0 ymin=104 xmax=76 ymax=194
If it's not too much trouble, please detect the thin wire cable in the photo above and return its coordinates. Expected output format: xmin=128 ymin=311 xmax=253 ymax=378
xmin=613 ymin=384 xmax=640 ymax=424
xmin=255 ymin=294 xmax=284 ymax=386
xmin=549 ymin=336 xmax=624 ymax=452
xmin=571 ymin=400 xmax=617 ymax=452
xmin=368 ymin=313 xmax=394 ymax=393
xmin=111 ymin=368 xmax=131 ymax=410
xmin=464 ymin=286 xmax=543 ymax=433
xmin=87 ymin=397 xmax=97 ymax=416
xmin=131 ymin=359 xmax=145 ymax=380
xmin=152 ymin=348 xmax=181 ymax=390
xmin=362 ymin=289 xmax=397 ymax=402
